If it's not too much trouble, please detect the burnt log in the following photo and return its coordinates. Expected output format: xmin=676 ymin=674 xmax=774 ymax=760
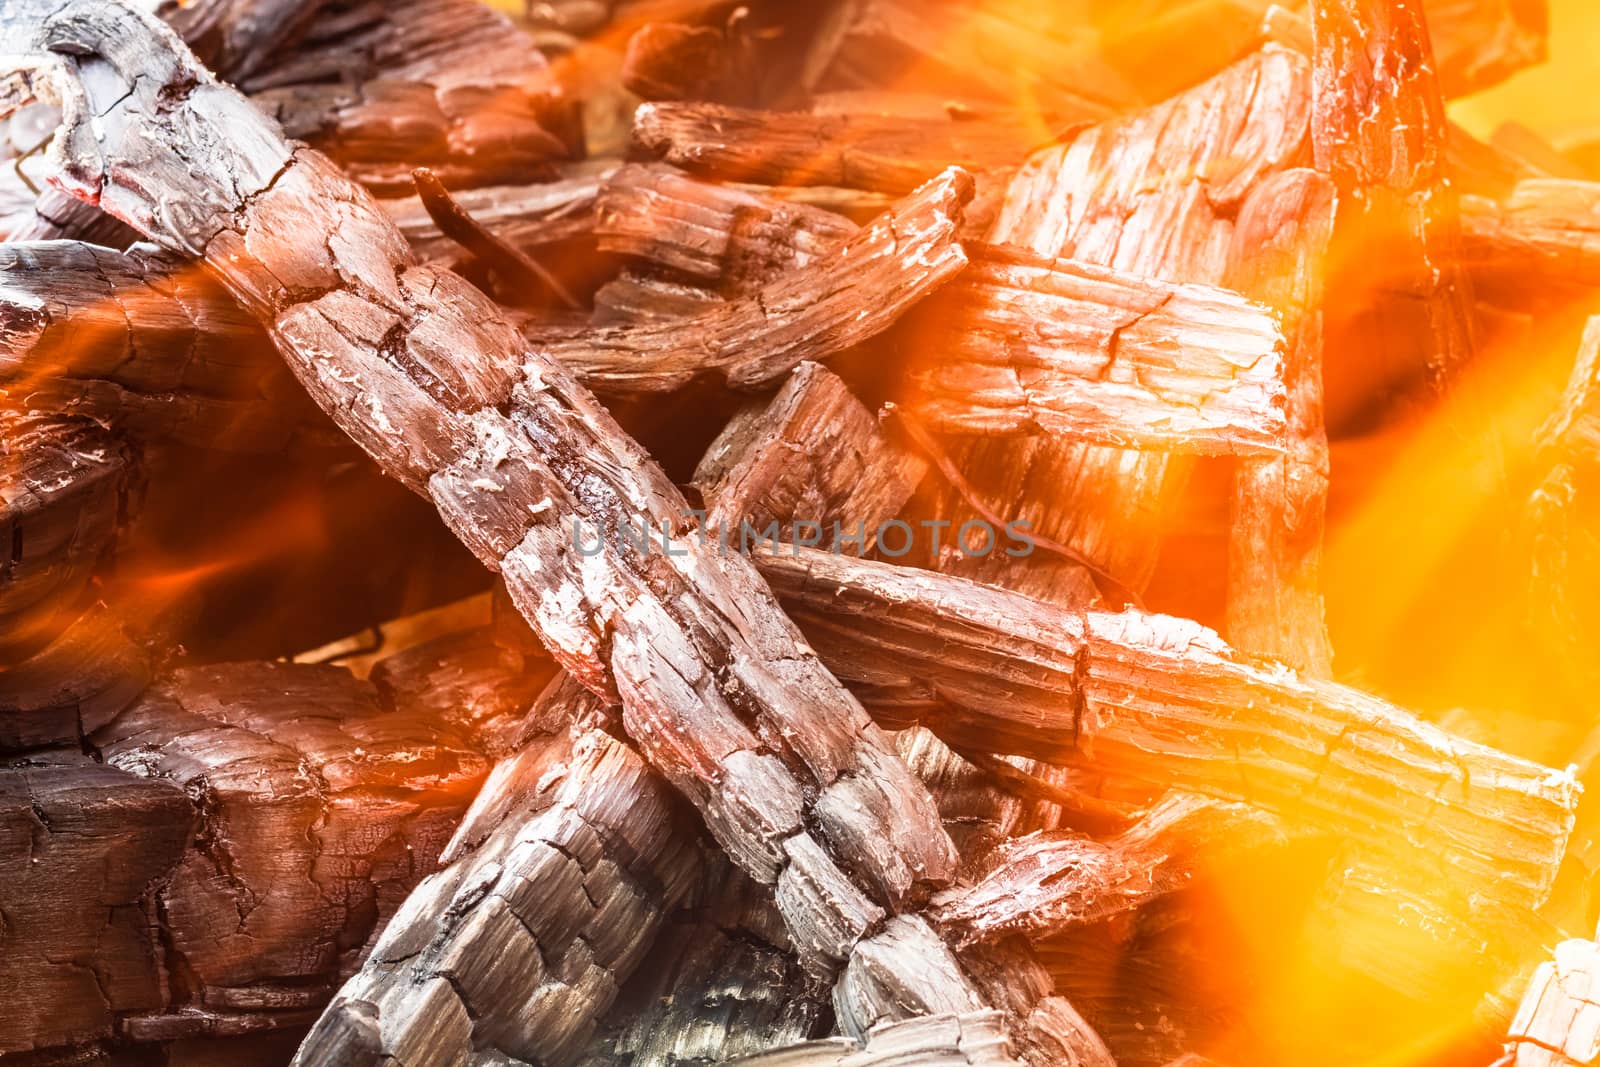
xmin=630 ymin=101 xmax=1059 ymax=195
xmin=0 ymin=604 xmax=152 ymax=753
xmin=240 ymin=0 xmax=578 ymax=195
xmin=925 ymin=47 xmax=1310 ymax=597
xmin=0 ymin=243 xmax=337 ymax=452
xmin=0 ymin=5 xmax=1046 ymax=1057
xmin=1223 ymin=169 xmax=1338 ymax=675
xmin=297 ymin=675 xmax=703 ymax=1067
xmin=0 ymin=410 xmax=139 ymax=659
xmin=545 ymin=169 xmax=970 ymax=392
xmin=756 ymin=547 xmax=1578 ymax=945
xmin=1311 ymin=0 xmax=1479 ymax=427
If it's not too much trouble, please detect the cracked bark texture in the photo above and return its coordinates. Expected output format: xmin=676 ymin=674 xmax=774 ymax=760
xmin=369 ymin=624 xmax=558 ymax=758
xmin=691 ymin=361 xmax=926 ymax=551
xmin=1502 ymin=934 xmax=1600 ymax=1066
xmin=238 ymin=0 xmax=578 ymax=195
xmin=925 ymin=47 xmax=1310 ymax=598
xmin=91 ymin=663 xmax=487 ymax=1036
xmin=595 ymin=163 xmax=859 ymax=294
xmin=296 ymin=675 xmax=703 ymax=1067
xmin=1311 ymin=0 xmax=1478 ymax=427
xmin=0 ymin=752 xmax=192 ymax=1057
xmin=3 ymin=658 xmax=487 ymax=1062
xmin=756 ymin=547 xmax=1578 ymax=943
xmin=0 ymin=410 xmax=139 ymax=661
xmin=0 ymin=242 xmax=337 ymax=452
xmin=0 ymin=3 xmax=1020 ymax=1057
xmin=716 ymin=1011 xmax=1020 ymax=1067
xmin=1223 ymin=168 xmax=1337 ymax=675
xmin=574 ymin=855 xmax=831 ymax=1067
xmin=631 ymin=101 xmax=1057 ymax=195
xmin=544 ymin=168 xmax=971 ymax=393
xmin=0 ymin=604 xmax=152 ymax=752
xmin=901 ymin=244 xmax=1287 ymax=452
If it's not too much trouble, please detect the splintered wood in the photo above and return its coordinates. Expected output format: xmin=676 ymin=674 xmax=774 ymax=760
xmin=0 ymin=0 xmax=1594 ymax=1065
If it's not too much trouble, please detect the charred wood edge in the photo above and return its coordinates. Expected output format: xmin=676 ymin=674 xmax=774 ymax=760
xmin=0 ymin=3 xmax=1029 ymax=1058
xmin=620 ymin=20 xmax=733 ymax=103
xmin=1310 ymin=0 xmax=1478 ymax=398
xmin=296 ymin=674 xmax=704 ymax=1067
xmin=410 ymin=166 xmax=581 ymax=311
xmin=630 ymin=100 xmax=1073 ymax=195
xmin=1500 ymin=931 xmax=1600 ymax=1066
xmin=692 ymin=358 xmax=1110 ymax=1065
xmin=575 ymin=854 xmax=830 ymax=1066
xmin=0 ymin=241 xmax=339 ymax=451
xmin=236 ymin=0 xmax=578 ymax=194
xmin=380 ymin=164 xmax=614 ymax=268
xmin=0 ymin=661 xmax=487 ymax=1057
xmin=690 ymin=360 xmax=927 ymax=552
xmin=754 ymin=546 xmax=1579 ymax=927
xmin=594 ymin=163 xmax=1293 ymax=454
xmin=545 ymin=167 xmax=972 ymax=393
xmin=715 ymin=1010 xmax=1017 ymax=1066
xmin=929 ymin=793 xmax=1288 ymax=948
xmin=1525 ymin=316 xmax=1600 ymax=682
xmin=0 ymin=409 xmax=138 ymax=654
xmin=0 ymin=602 xmax=151 ymax=753
xmin=149 ymin=0 xmax=331 ymax=82
xmin=930 ymin=47 xmax=1312 ymax=596
xmin=1462 ymin=179 xmax=1600 ymax=294
xmin=1223 ymin=168 xmax=1337 ymax=676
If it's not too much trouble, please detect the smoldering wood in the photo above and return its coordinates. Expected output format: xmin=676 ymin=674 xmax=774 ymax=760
xmin=1223 ymin=168 xmax=1337 ymax=676
xmin=1424 ymin=0 xmax=1548 ymax=98
xmin=928 ymin=793 xmax=1285 ymax=947
xmin=0 ymin=410 xmax=139 ymax=659
xmin=1501 ymin=934 xmax=1600 ymax=1066
xmin=0 ymin=604 xmax=152 ymax=753
xmin=2 ymin=660 xmax=489 ymax=1061
xmin=1462 ymin=179 xmax=1600 ymax=298
xmin=0 ymin=243 xmax=338 ymax=452
xmin=575 ymin=856 xmax=830 ymax=1066
xmin=546 ymin=168 xmax=971 ymax=392
xmin=716 ymin=1011 xmax=1022 ymax=1067
xmin=1311 ymin=0 xmax=1479 ymax=425
xmin=368 ymin=624 xmax=557 ymax=757
xmin=5 ymin=7 xmax=1011 ymax=1056
xmin=297 ymin=676 xmax=703 ymax=1067
xmin=901 ymin=245 xmax=1288 ymax=453
xmin=923 ymin=47 xmax=1310 ymax=599
xmin=0 ymin=752 xmax=193 ymax=1058
xmin=756 ymin=547 xmax=1578 ymax=926
xmin=630 ymin=101 xmax=1059 ymax=195
xmin=692 ymin=361 xmax=926 ymax=551
xmin=595 ymin=163 xmax=859 ymax=292
xmin=594 ymin=164 xmax=1291 ymax=454
xmin=380 ymin=166 xmax=614 ymax=268
xmin=621 ymin=21 xmax=734 ymax=102
xmin=239 ymin=0 xmax=578 ymax=195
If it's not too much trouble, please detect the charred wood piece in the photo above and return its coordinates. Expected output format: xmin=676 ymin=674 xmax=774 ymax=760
xmin=0 ymin=410 xmax=139 ymax=659
xmin=1462 ymin=179 xmax=1600 ymax=298
xmin=1311 ymin=0 xmax=1478 ymax=422
xmin=382 ymin=167 xmax=613 ymax=269
xmin=0 ymin=242 xmax=337 ymax=452
xmin=0 ymin=604 xmax=152 ymax=753
xmin=631 ymin=101 xmax=1056 ymax=194
xmin=1501 ymin=934 xmax=1600 ymax=1066
xmin=240 ymin=0 xmax=579 ymax=194
xmin=297 ymin=675 xmax=703 ymax=1067
xmin=1223 ymin=168 xmax=1338 ymax=675
xmin=548 ymin=168 xmax=971 ymax=392
xmin=1 ymin=5 xmax=1008 ymax=1055
xmin=720 ymin=1011 xmax=1022 ymax=1066
xmin=757 ymin=547 xmax=1578 ymax=928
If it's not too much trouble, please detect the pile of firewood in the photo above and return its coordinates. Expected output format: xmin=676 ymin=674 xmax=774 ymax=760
xmin=2 ymin=0 xmax=1599 ymax=1064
